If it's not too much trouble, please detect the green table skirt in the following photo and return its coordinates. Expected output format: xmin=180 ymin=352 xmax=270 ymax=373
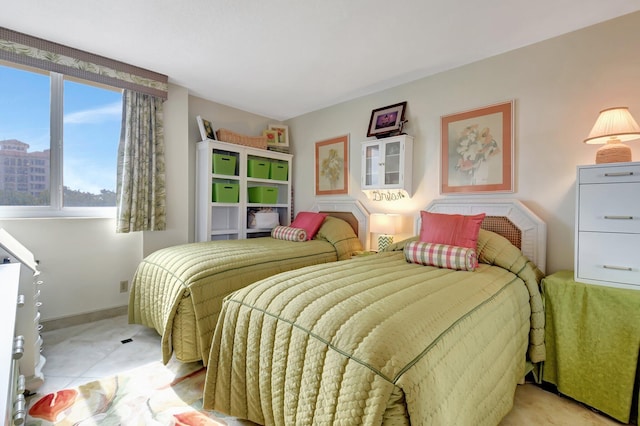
xmin=542 ymin=270 xmax=640 ymax=423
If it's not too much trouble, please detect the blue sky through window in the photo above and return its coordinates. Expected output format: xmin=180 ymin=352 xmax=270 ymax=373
xmin=0 ymin=64 xmax=121 ymax=195
xmin=63 ymin=79 xmax=121 ymax=194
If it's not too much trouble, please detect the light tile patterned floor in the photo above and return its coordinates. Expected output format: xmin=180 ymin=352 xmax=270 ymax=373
xmin=31 ymin=315 xmax=622 ymax=425
xmin=33 ymin=315 xmax=162 ymax=397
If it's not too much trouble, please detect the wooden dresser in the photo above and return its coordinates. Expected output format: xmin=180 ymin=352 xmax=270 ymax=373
xmin=575 ymin=162 xmax=640 ymax=289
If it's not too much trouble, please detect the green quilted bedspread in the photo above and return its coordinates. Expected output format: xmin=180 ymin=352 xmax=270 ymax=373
xmin=203 ymin=229 xmax=545 ymax=425
xmin=128 ymin=236 xmax=359 ymax=364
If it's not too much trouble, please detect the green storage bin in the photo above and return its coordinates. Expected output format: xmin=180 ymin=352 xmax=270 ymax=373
xmin=247 ymin=158 xmax=270 ymax=179
xmin=269 ymin=161 xmax=288 ymax=181
xmin=212 ymin=154 xmax=237 ymax=175
xmin=212 ymin=183 xmax=239 ymax=203
xmin=248 ymin=186 xmax=278 ymax=204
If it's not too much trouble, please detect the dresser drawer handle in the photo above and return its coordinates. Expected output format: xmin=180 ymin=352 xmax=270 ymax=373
xmin=603 ymin=265 xmax=633 ymax=271
xmin=604 ymin=215 xmax=634 ymax=220
xmin=17 ymin=374 xmax=25 ymax=394
xmin=12 ymin=336 xmax=24 ymax=360
xmin=13 ymin=393 xmax=26 ymax=424
xmin=604 ymin=171 xmax=634 ymax=177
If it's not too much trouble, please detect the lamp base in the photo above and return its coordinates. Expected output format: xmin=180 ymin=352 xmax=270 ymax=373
xmin=595 ymin=141 xmax=632 ymax=164
xmin=377 ymin=235 xmax=393 ymax=252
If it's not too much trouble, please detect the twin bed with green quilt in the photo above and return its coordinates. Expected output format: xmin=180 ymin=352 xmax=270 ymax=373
xmin=202 ymin=199 xmax=547 ymax=425
xmin=128 ymin=204 xmax=367 ymax=365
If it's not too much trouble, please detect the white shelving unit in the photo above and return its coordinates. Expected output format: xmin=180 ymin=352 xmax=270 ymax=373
xmin=196 ymin=140 xmax=293 ymax=242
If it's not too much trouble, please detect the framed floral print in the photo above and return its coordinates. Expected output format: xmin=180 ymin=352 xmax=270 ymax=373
xmin=268 ymin=124 xmax=289 ymax=147
xmin=441 ymin=101 xmax=514 ymax=194
xmin=263 ymin=129 xmax=279 ymax=147
xmin=315 ymin=135 xmax=349 ymax=195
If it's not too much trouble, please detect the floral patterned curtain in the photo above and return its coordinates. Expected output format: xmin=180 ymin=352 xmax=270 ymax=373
xmin=116 ymin=90 xmax=166 ymax=233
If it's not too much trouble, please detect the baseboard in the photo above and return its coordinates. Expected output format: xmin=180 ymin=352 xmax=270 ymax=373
xmin=42 ymin=305 xmax=128 ymax=331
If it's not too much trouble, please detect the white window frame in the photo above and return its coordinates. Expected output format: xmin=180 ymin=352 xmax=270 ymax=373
xmin=0 ymin=66 xmax=118 ymax=219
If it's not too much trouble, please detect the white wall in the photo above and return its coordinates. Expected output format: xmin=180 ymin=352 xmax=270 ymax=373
xmin=286 ymin=12 xmax=640 ymax=274
xmin=0 ymin=217 xmax=141 ymax=321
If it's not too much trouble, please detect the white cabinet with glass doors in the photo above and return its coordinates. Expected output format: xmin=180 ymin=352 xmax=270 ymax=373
xmin=361 ymin=135 xmax=413 ymax=196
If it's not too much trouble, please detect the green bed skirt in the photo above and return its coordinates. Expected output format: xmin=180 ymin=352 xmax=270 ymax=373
xmin=542 ymin=270 xmax=640 ymax=424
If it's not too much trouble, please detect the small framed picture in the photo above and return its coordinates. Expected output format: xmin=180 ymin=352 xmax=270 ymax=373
xmin=197 ymin=115 xmax=216 ymax=141
xmin=315 ymin=134 xmax=349 ymax=196
xmin=268 ymin=124 xmax=289 ymax=147
xmin=367 ymin=101 xmax=407 ymax=137
xmin=263 ymin=129 xmax=279 ymax=147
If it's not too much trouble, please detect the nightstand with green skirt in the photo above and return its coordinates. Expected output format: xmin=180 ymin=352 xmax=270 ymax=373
xmin=542 ymin=270 xmax=640 ymax=424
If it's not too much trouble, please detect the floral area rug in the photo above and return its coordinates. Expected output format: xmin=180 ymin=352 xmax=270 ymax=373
xmin=26 ymin=360 xmax=256 ymax=425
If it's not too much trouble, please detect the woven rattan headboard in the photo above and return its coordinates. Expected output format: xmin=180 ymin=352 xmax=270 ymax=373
xmin=481 ymin=216 xmax=522 ymax=249
xmin=420 ymin=199 xmax=547 ymax=273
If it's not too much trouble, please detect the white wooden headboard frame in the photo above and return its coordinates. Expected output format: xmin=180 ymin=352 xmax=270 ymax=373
xmin=311 ymin=199 xmax=370 ymax=250
xmin=420 ymin=198 xmax=547 ymax=274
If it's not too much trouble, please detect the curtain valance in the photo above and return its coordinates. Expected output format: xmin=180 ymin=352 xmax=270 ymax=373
xmin=0 ymin=27 xmax=168 ymax=100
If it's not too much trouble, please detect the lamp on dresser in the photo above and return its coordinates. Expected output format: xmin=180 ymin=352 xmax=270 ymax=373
xmin=584 ymin=106 xmax=640 ymax=164
xmin=370 ymin=213 xmax=401 ymax=252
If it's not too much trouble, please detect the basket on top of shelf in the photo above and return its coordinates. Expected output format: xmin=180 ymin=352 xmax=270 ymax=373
xmin=216 ymin=128 xmax=268 ymax=150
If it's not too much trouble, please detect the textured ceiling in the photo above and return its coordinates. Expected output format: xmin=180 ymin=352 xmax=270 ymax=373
xmin=2 ymin=1 xmax=640 ymax=120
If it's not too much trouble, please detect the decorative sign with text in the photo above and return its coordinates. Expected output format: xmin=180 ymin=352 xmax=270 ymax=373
xmin=364 ymin=189 xmax=408 ymax=202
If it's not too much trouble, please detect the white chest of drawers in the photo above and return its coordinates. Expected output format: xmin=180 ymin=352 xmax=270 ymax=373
xmin=0 ymin=229 xmax=45 ymax=394
xmin=575 ymin=162 xmax=640 ymax=289
xmin=1 ymin=263 xmax=26 ymax=426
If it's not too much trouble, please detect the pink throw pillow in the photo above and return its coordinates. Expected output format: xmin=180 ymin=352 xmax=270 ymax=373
xmin=290 ymin=212 xmax=328 ymax=240
xmin=419 ymin=211 xmax=485 ymax=250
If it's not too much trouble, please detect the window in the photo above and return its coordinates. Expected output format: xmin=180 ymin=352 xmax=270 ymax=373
xmin=0 ymin=62 xmax=122 ymax=216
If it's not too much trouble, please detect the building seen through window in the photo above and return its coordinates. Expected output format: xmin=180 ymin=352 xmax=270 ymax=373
xmin=0 ymin=139 xmax=50 ymax=205
xmin=0 ymin=62 xmax=122 ymax=211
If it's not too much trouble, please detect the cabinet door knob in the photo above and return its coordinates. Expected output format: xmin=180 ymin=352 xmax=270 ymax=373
xmin=603 ymin=215 xmax=634 ymax=220
xmin=16 ymin=294 xmax=25 ymax=307
xmin=603 ymin=265 xmax=633 ymax=271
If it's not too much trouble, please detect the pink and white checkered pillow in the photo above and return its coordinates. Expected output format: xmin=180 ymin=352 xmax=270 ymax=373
xmin=271 ymin=226 xmax=307 ymax=242
xmin=404 ymin=241 xmax=477 ymax=271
